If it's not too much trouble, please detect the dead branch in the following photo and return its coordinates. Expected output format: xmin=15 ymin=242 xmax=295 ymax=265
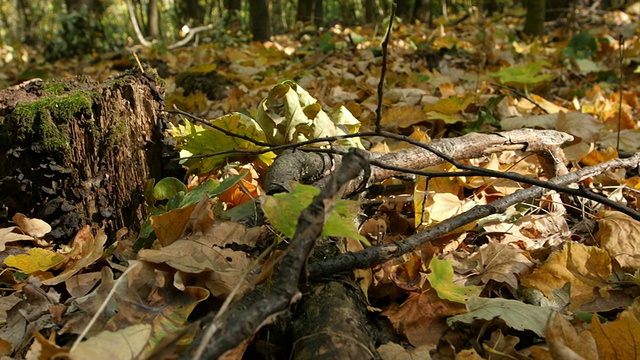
xmin=308 ymin=152 xmax=640 ymax=279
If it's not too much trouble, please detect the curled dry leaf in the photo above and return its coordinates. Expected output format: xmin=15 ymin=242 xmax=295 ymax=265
xmin=12 ymin=213 xmax=51 ymax=239
xmin=595 ymin=210 xmax=640 ymax=270
xmin=530 ymin=313 xmax=598 ymax=360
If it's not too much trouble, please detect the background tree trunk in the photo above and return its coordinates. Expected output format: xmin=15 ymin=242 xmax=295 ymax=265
xmin=0 ymin=69 xmax=173 ymax=241
xmin=147 ymin=0 xmax=160 ymax=40
xmin=524 ymin=0 xmax=546 ymax=35
xmin=297 ymin=0 xmax=314 ymax=23
xmin=249 ymin=0 xmax=271 ymax=42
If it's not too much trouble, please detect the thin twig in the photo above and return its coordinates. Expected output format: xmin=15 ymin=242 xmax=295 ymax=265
xmin=374 ymin=2 xmax=397 ymax=133
xmin=309 ymin=153 xmax=640 ymax=279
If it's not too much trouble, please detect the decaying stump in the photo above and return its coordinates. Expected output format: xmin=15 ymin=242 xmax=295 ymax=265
xmin=0 ymin=68 xmax=175 ymax=241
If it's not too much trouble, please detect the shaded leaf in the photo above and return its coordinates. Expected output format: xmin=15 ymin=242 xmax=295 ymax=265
xmin=447 ymin=296 xmax=554 ymax=337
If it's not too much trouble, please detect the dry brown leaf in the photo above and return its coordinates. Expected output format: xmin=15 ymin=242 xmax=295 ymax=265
xmin=12 ymin=213 xmax=51 ymax=239
xmin=381 ymin=105 xmax=428 ymax=130
xmin=377 ymin=342 xmax=435 ymax=360
xmin=483 ymin=329 xmax=529 ymax=360
xmin=150 ymin=202 xmax=198 ymax=247
xmin=469 ymin=242 xmax=534 ymax=289
xmin=382 ymin=290 xmax=465 ymax=347
xmin=591 ymin=309 xmax=640 ymax=359
xmin=25 ymin=331 xmax=68 ymax=360
xmin=521 ymin=242 xmax=612 ymax=310
xmin=595 ymin=210 xmax=640 ymax=270
xmin=540 ymin=313 xmax=598 ymax=360
xmin=556 ymin=112 xmax=601 ymax=144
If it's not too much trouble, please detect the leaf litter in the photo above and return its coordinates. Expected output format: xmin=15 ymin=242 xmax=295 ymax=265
xmin=1 ymin=5 xmax=640 ymax=360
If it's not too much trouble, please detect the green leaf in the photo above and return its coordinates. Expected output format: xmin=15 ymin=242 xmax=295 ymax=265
xmin=490 ymin=61 xmax=553 ymax=86
xmin=168 ymin=113 xmax=271 ymax=175
xmin=152 ymin=177 xmax=188 ymax=201
xmin=567 ymin=32 xmax=597 ymax=59
xmin=447 ymin=296 xmax=554 ymax=337
xmin=427 ymin=257 xmax=482 ymax=303
xmin=261 ymin=183 xmax=367 ymax=243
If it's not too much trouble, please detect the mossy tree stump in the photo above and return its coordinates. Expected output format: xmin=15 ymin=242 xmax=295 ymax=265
xmin=0 ymin=69 xmax=175 ymax=241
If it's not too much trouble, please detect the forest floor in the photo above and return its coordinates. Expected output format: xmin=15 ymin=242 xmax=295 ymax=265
xmin=2 ymin=4 xmax=640 ymax=360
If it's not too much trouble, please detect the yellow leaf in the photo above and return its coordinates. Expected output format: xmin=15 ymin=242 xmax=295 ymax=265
xmin=380 ymin=105 xmax=428 ymax=129
xmin=591 ymin=310 xmax=640 ymax=359
xmin=4 ymin=248 xmax=65 ymax=274
xmin=521 ymin=242 xmax=612 ymax=310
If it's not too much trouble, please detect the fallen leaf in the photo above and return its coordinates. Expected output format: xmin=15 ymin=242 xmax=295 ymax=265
xmin=4 ymin=248 xmax=66 ymax=274
xmin=12 ymin=213 xmax=51 ymax=238
xmin=42 ymin=227 xmax=107 ymax=286
xmin=70 ymin=324 xmax=152 ymax=360
xmin=376 ymin=342 xmax=435 ymax=360
xmin=447 ymin=296 xmax=554 ymax=337
xmin=427 ymin=257 xmax=483 ymax=303
xmin=0 ymin=227 xmax=34 ymax=251
xmin=521 ymin=242 xmax=612 ymax=310
xmin=468 ymin=242 xmax=534 ymax=289
xmin=595 ymin=210 xmax=640 ymax=270
xmin=382 ymin=290 xmax=464 ymax=346
xmin=590 ymin=308 xmax=640 ymax=359
xmin=534 ymin=313 xmax=598 ymax=360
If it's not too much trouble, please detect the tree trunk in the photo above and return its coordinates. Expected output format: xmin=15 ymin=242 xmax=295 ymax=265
xmin=297 ymin=0 xmax=314 ymax=23
xmin=0 ymin=69 xmax=174 ymax=241
xmin=176 ymin=0 xmax=205 ymax=25
xmin=249 ymin=0 xmax=271 ymax=42
xmin=365 ymin=0 xmax=376 ymax=23
xmin=313 ymin=0 xmax=323 ymax=26
xmin=147 ymin=0 xmax=160 ymax=40
xmin=524 ymin=0 xmax=546 ymax=36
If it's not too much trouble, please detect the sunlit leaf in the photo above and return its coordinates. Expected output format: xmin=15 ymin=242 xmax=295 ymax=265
xmin=4 ymin=248 xmax=65 ymax=274
xmin=427 ymin=257 xmax=482 ymax=303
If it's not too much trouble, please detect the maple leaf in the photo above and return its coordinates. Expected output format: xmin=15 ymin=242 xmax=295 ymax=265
xmin=468 ymin=242 xmax=534 ymax=289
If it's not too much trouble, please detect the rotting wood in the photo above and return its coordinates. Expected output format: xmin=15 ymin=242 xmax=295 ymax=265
xmin=0 ymin=68 xmax=177 ymax=241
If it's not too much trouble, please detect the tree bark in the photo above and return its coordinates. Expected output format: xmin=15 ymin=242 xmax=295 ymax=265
xmin=249 ymin=0 xmax=271 ymax=42
xmin=0 ymin=69 xmax=173 ymax=241
xmin=147 ymin=0 xmax=160 ymax=40
xmin=292 ymin=281 xmax=380 ymax=360
xmin=524 ymin=0 xmax=546 ymax=36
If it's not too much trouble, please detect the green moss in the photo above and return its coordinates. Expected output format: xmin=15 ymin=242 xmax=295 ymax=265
xmin=8 ymin=90 xmax=94 ymax=153
xmin=42 ymin=82 xmax=67 ymax=95
xmin=106 ymin=116 xmax=129 ymax=147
